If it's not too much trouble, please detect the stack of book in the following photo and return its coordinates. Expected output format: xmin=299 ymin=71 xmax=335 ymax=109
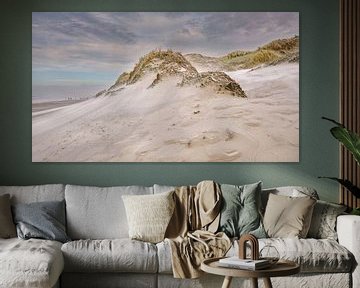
xmin=218 ymin=257 xmax=271 ymax=270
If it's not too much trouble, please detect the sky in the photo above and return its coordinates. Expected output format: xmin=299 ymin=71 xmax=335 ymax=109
xmin=32 ymin=12 xmax=299 ymax=101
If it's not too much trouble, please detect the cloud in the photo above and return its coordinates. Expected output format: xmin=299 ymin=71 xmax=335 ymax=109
xmin=32 ymin=12 xmax=299 ymax=83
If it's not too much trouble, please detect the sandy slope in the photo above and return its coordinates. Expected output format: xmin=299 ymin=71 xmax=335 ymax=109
xmin=32 ymin=63 xmax=299 ymax=162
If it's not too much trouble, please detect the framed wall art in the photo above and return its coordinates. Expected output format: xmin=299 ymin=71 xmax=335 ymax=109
xmin=32 ymin=12 xmax=299 ymax=162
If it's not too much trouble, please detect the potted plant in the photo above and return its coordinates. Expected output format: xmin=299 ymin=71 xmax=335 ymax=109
xmin=320 ymin=117 xmax=360 ymax=215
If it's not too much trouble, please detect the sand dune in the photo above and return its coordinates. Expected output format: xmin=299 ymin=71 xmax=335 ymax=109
xmin=32 ymin=63 xmax=298 ymax=162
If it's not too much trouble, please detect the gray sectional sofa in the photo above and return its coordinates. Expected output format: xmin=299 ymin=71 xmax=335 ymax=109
xmin=0 ymin=184 xmax=359 ymax=288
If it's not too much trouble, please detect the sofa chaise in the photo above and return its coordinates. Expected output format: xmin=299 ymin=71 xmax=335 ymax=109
xmin=0 ymin=183 xmax=359 ymax=288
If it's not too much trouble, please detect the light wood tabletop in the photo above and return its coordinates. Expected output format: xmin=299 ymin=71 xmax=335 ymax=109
xmin=201 ymin=257 xmax=300 ymax=288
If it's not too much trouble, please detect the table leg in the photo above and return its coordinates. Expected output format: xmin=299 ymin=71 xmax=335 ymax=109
xmin=221 ymin=276 xmax=233 ymax=288
xmin=251 ymin=278 xmax=258 ymax=288
xmin=263 ymin=277 xmax=273 ymax=288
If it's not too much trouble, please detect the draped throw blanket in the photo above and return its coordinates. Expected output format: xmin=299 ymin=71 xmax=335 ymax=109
xmin=165 ymin=181 xmax=231 ymax=278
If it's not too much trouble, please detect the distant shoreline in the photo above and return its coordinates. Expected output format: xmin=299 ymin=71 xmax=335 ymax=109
xmin=32 ymin=99 xmax=86 ymax=113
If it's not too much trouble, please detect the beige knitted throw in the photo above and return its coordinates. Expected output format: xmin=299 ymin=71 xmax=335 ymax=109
xmin=165 ymin=180 xmax=231 ymax=279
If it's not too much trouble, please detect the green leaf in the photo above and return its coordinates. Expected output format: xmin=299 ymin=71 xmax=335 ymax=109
xmin=322 ymin=116 xmax=344 ymax=127
xmin=330 ymin=127 xmax=360 ymax=165
xmin=351 ymin=208 xmax=360 ymax=215
xmin=322 ymin=117 xmax=360 ymax=165
xmin=318 ymin=177 xmax=360 ymax=198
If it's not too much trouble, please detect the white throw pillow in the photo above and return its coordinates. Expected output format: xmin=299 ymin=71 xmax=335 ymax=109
xmin=122 ymin=191 xmax=175 ymax=243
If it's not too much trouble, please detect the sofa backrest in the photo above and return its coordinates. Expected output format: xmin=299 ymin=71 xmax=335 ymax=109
xmin=65 ymin=184 xmax=154 ymax=240
xmin=0 ymin=184 xmax=65 ymax=204
xmin=153 ymin=184 xmax=175 ymax=194
xmin=0 ymin=184 xmax=320 ymax=240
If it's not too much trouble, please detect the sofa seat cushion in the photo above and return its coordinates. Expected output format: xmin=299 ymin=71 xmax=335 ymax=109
xmin=61 ymin=239 xmax=158 ymax=273
xmin=0 ymin=238 xmax=64 ymax=288
xmin=157 ymin=238 xmax=353 ymax=274
xmin=231 ymin=238 xmax=353 ymax=273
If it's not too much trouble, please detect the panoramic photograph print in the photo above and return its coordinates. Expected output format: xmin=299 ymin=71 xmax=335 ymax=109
xmin=32 ymin=12 xmax=299 ymax=162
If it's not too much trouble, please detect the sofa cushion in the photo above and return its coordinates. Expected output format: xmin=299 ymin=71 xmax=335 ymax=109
xmin=218 ymin=182 xmax=266 ymax=238
xmin=158 ymin=237 xmax=353 ymax=274
xmin=260 ymin=238 xmax=353 ymax=273
xmin=156 ymin=240 xmax=173 ymax=274
xmin=0 ymin=238 xmax=64 ymax=288
xmin=234 ymin=238 xmax=353 ymax=273
xmin=263 ymin=193 xmax=316 ymax=238
xmin=12 ymin=200 xmax=70 ymax=243
xmin=122 ymin=191 xmax=175 ymax=243
xmin=61 ymin=239 xmax=158 ymax=273
xmin=307 ymin=200 xmax=347 ymax=240
xmin=0 ymin=184 xmax=65 ymax=204
xmin=0 ymin=194 xmax=16 ymax=238
xmin=65 ymin=185 xmax=153 ymax=239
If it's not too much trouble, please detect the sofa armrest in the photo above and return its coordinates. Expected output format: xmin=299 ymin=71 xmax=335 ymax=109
xmin=337 ymin=215 xmax=360 ymax=288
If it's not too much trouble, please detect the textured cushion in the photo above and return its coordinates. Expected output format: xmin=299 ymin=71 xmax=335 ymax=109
xmin=0 ymin=194 xmax=16 ymax=238
xmin=0 ymin=238 xmax=64 ymax=288
xmin=122 ymin=191 xmax=175 ymax=243
xmin=12 ymin=200 xmax=70 ymax=243
xmin=61 ymin=239 xmax=158 ymax=273
xmin=307 ymin=200 xmax=347 ymax=240
xmin=218 ymin=182 xmax=266 ymax=238
xmin=0 ymin=184 xmax=65 ymax=204
xmin=65 ymin=185 xmax=153 ymax=239
xmin=263 ymin=193 xmax=316 ymax=238
xmin=229 ymin=238 xmax=353 ymax=273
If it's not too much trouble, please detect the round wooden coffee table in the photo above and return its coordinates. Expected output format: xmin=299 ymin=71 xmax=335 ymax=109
xmin=201 ymin=257 xmax=300 ymax=288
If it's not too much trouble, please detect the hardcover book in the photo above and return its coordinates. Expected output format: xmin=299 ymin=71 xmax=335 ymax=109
xmin=218 ymin=257 xmax=271 ymax=270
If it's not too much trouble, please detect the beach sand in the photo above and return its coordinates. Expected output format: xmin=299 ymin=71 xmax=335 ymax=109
xmin=32 ymin=63 xmax=299 ymax=162
xmin=32 ymin=99 xmax=86 ymax=113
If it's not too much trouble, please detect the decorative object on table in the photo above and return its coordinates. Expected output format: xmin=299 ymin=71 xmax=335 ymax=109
xmin=259 ymin=245 xmax=280 ymax=265
xmin=320 ymin=117 xmax=360 ymax=212
xmin=238 ymin=233 xmax=260 ymax=260
xmin=215 ymin=233 xmax=272 ymax=271
xmin=237 ymin=234 xmax=279 ymax=268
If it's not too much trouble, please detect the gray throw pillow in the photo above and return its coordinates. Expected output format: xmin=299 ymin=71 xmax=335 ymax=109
xmin=218 ymin=182 xmax=266 ymax=238
xmin=0 ymin=194 xmax=16 ymax=238
xmin=12 ymin=200 xmax=70 ymax=243
xmin=307 ymin=200 xmax=347 ymax=240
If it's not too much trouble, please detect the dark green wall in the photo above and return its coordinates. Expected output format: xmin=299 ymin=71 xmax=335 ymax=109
xmin=0 ymin=0 xmax=340 ymax=202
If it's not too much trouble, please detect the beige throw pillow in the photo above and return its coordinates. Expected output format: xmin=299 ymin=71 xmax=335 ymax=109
xmin=0 ymin=194 xmax=17 ymax=238
xmin=122 ymin=191 xmax=175 ymax=243
xmin=263 ymin=193 xmax=316 ymax=238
